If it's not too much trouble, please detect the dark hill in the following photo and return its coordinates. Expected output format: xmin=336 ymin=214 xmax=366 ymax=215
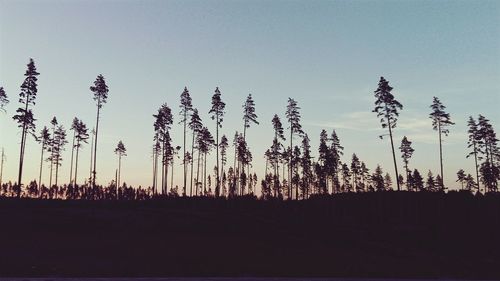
xmin=0 ymin=191 xmax=499 ymax=279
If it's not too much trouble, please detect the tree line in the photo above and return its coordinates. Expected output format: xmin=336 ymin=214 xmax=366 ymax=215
xmin=0 ymin=59 xmax=498 ymax=200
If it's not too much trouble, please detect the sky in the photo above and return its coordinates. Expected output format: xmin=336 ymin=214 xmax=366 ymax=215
xmin=0 ymin=0 xmax=499 ymax=193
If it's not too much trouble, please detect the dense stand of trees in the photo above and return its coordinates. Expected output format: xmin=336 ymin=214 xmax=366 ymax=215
xmin=1 ymin=59 xmax=499 ymax=200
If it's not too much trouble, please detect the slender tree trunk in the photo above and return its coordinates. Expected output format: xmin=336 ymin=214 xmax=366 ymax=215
xmin=74 ymin=142 xmax=80 ymax=186
xmin=118 ymin=154 xmax=122 ymax=189
xmin=204 ymin=152 xmax=207 ymax=195
xmin=183 ymin=111 xmax=187 ymax=196
xmin=438 ymin=122 xmax=444 ymax=191
xmin=161 ymin=142 xmax=165 ymax=194
xmin=215 ymin=115 xmax=220 ymax=197
xmin=171 ymin=157 xmax=174 ymax=192
xmin=69 ymin=130 xmax=76 ymax=186
xmin=89 ymin=129 xmax=94 ymax=183
xmin=473 ymin=142 xmax=480 ymax=193
xmin=16 ymin=99 xmax=30 ymax=197
xmin=55 ymin=144 xmax=60 ymax=187
xmin=38 ymin=141 xmax=45 ymax=198
xmin=234 ymin=144 xmax=238 ymax=195
xmin=289 ymin=129 xmax=293 ymax=199
xmin=190 ymin=131 xmax=195 ymax=196
xmin=387 ymin=118 xmax=401 ymax=191
xmin=152 ymin=148 xmax=156 ymax=195
xmin=92 ymin=103 xmax=101 ymax=189
xmin=196 ymin=148 xmax=201 ymax=196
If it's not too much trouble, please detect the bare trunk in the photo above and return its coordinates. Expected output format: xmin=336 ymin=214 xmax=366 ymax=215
xmin=92 ymin=104 xmax=101 ymax=189
xmin=387 ymin=118 xmax=400 ymax=191
xmin=190 ymin=131 xmax=195 ymax=196
xmin=38 ymin=141 xmax=45 ymax=197
xmin=69 ymin=130 xmax=76 ymax=186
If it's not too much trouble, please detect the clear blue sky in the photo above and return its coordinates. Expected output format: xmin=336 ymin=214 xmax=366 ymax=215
xmin=1 ymin=0 xmax=499 ymax=191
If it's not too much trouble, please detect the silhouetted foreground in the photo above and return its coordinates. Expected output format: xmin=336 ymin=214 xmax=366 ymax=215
xmin=0 ymin=192 xmax=499 ymax=279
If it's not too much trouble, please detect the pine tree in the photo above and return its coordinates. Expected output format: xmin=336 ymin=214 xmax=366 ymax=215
xmin=372 ymin=165 xmax=384 ymax=191
xmin=429 ymin=97 xmax=454 ymax=190
xmin=0 ymin=87 xmax=8 ymax=112
xmin=73 ymin=119 xmax=89 ymax=186
xmin=153 ymin=103 xmax=173 ymax=194
xmin=50 ymin=125 xmax=67 ymax=188
xmin=90 ymin=74 xmax=109 ymax=188
xmin=179 ymin=87 xmax=193 ymax=196
xmin=188 ymin=109 xmax=203 ymax=196
xmin=271 ymin=114 xmax=285 ymax=197
xmin=456 ymin=169 xmax=466 ymax=190
xmin=12 ymin=58 xmax=39 ymax=195
xmin=412 ymin=169 xmax=424 ymax=191
xmin=329 ymin=130 xmax=344 ymax=193
xmin=37 ymin=126 xmax=50 ymax=196
xmin=242 ymin=94 xmax=259 ymax=195
xmin=372 ymin=77 xmax=403 ymax=191
xmin=48 ymin=117 xmax=58 ymax=188
xmin=209 ymin=87 xmax=225 ymax=197
xmin=220 ymin=134 xmax=229 ymax=193
xmin=300 ymin=134 xmax=312 ymax=199
xmin=69 ymin=117 xmax=79 ymax=186
xmin=399 ymin=136 xmax=414 ymax=190
xmin=466 ymin=116 xmax=481 ymax=192
xmin=426 ymin=171 xmax=435 ymax=191
xmin=114 ymin=140 xmax=127 ymax=190
xmin=285 ymin=98 xmax=303 ymax=199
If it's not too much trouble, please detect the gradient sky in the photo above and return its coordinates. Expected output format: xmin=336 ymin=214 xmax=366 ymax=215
xmin=1 ymin=0 xmax=499 ymax=192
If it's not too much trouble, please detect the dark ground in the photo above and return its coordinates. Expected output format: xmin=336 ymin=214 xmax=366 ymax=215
xmin=0 ymin=191 xmax=499 ymax=279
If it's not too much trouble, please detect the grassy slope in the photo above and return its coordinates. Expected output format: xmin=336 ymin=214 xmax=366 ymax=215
xmin=0 ymin=191 xmax=499 ymax=278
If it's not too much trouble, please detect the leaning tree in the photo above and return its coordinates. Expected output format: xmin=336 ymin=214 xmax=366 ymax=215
xmin=13 ymin=58 xmax=39 ymax=195
xmin=372 ymin=77 xmax=403 ymax=191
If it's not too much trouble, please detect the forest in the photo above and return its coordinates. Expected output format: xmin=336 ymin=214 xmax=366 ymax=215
xmin=0 ymin=58 xmax=498 ymax=200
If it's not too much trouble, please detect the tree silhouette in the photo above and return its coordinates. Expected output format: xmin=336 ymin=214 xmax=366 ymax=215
xmin=0 ymin=87 xmax=8 ymax=112
xmin=329 ymin=130 xmax=344 ymax=193
xmin=412 ymin=169 xmax=424 ymax=191
xmin=285 ymin=98 xmax=303 ymax=199
xmin=49 ymin=125 xmax=67 ymax=189
xmin=372 ymin=165 xmax=384 ymax=191
xmin=69 ymin=117 xmax=79 ymax=186
xmin=477 ymin=115 xmax=499 ymax=192
xmin=372 ymin=77 xmax=403 ymax=191
xmin=209 ymin=87 xmax=225 ymax=197
xmin=300 ymin=134 xmax=313 ymax=199
xmin=242 ymin=94 xmax=259 ymax=193
xmin=456 ymin=169 xmax=466 ymax=190
xmin=220 ymin=134 xmax=229 ymax=193
xmin=114 ymin=140 xmax=127 ymax=191
xmin=399 ymin=136 xmax=414 ymax=190
xmin=188 ymin=108 xmax=203 ymax=196
xmin=36 ymin=126 xmax=50 ymax=196
xmin=48 ymin=117 xmax=58 ymax=188
xmin=271 ymin=114 xmax=285 ymax=197
xmin=466 ymin=116 xmax=481 ymax=192
xmin=426 ymin=171 xmax=435 ymax=191
xmin=429 ymin=96 xmax=454 ymax=190
xmin=12 ymin=58 xmax=39 ymax=196
xmin=351 ymin=154 xmax=361 ymax=192
xmin=154 ymin=103 xmax=173 ymax=194
xmin=90 ymin=74 xmax=109 ymax=189
xmin=73 ymin=119 xmax=89 ymax=186
xmin=197 ymin=127 xmax=215 ymax=194
xmin=179 ymin=87 xmax=192 ymax=196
